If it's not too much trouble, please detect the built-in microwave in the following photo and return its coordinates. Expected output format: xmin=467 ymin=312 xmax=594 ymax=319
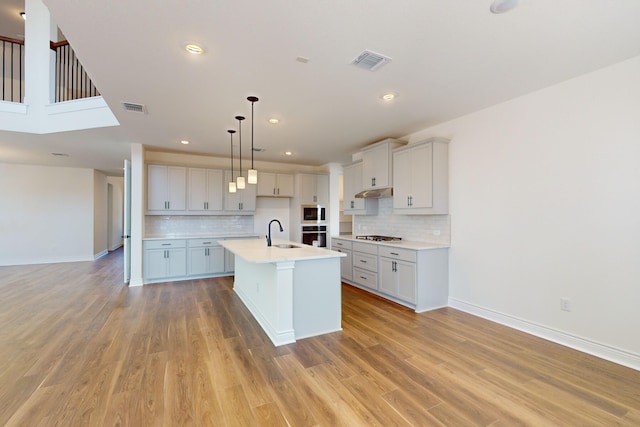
xmin=301 ymin=205 xmax=326 ymax=224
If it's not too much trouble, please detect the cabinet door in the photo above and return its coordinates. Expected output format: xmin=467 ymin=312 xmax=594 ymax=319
xmin=208 ymin=246 xmax=225 ymax=273
xmin=188 ymin=247 xmax=208 ymax=275
xmin=344 ymin=162 xmax=365 ymax=211
xmin=188 ymin=168 xmax=208 ymax=210
xmin=257 ymin=172 xmax=277 ymax=196
xmin=409 ymin=143 xmax=433 ymax=209
xmin=396 ymin=260 xmax=417 ymax=303
xmin=276 ymin=174 xmax=295 ymax=197
xmin=166 ymin=248 xmax=187 ymax=277
xmin=206 ymin=169 xmax=224 ymax=211
xmin=167 ymin=166 xmax=186 ymax=211
xmin=393 ymin=149 xmax=412 ymax=209
xmin=223 ymin=170 xmax=242 ymax=211
xmin=315 ymin=174 xmax=329 ymax=206
xmin=299 ymin=174 xmax=317 ymax=204
xmin=144 ymin=249 xmax=168 ymax=279
xmin=362 ymin=144 xmax=389 ymax=189
xmin=147 ymin=165 xmax=168 ymax=211
xmin=379 ymin=257 xmax=396 ymax=296
xmin=340 ymin=249 xmax=353 ymax=281
xmin=240 ymin=180 xmax=257 ymax=211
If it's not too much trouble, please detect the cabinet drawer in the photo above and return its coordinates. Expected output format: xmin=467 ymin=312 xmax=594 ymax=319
xmin=188 ymin=238 xmax=221 ymax=247
xmin=379 ymin=246 xmax=416 ymax=263
xmin=144 ymin=239 xmax=187 ymax=250
xmin=352 ymin=242 xmax=378 ymax=255
xmin=353 ymin=267 xmax=378 ymax=290
xmin=332 ymin=239 xmax=353 ymax=250
xmin=353 ymin=252 xmax=377 ymax=272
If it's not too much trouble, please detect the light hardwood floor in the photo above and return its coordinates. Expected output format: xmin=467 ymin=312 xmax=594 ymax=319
xmin=1 ymin=249 xmax=640 ymax=426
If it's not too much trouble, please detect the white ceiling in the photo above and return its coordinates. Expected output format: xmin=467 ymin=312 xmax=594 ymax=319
xmin=3 ymin=0 xmax=640 ymax=175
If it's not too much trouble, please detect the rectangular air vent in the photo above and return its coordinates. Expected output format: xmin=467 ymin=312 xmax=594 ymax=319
xmin=351 ymin=50 xmax=391 ymax=71
xmin=121 ymin=102 xmax=147 ymax=114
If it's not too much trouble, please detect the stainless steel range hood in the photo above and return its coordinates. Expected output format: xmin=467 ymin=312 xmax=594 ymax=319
xmin=355 ymin=187 xmax=393 ymax=198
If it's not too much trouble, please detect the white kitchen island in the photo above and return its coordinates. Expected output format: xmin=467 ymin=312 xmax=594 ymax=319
xmin=219 ymin=238 xmax=346 ymax=346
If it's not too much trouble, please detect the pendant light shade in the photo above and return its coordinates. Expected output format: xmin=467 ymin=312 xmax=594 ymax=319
xmin=228 ymin=129 xmax=237 ymax=193
xmin=247 ymin=96 xmax=259 ymax=184
xmin=235 ymin=115 xmax=246 ymax=189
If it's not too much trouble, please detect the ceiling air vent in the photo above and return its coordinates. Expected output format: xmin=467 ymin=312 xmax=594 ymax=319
xmin=121 ymin=102 xmax=147 ymax=114
xmin=351 ymin=50 xmax=391 ymax=71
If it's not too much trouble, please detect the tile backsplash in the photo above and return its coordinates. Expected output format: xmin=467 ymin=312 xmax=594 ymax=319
xmin=352 ymin=198 xmax=451 ymax=244
xmin=145 ymin=215 xmax=254 ymax=236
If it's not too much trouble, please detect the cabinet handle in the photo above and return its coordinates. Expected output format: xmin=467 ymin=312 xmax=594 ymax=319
xmin=313 ymin=195 xmax=317 ymax=202
xmin=203 ymin=242 xmax=212 ymax=244
xmin=161 ymin=243 xmax=171 ymax=246
xmin=167 ymin=201 xmax=170 ymax=209
xmin=360 ymin=276 xmax=367 ymax=280
xmin=277 ymin=188 xmax=280 ymax=195
xmin=390 ymin=252 xmax=399 ymax=256
xmin=360 ymin=260 xmax=367 ymax=264
xmin=273 ymin=188 xmax=276 ymax=195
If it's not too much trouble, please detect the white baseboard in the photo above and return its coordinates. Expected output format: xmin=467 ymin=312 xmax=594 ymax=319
xmin=0 ymin=255 xmax=95 ymax=266
xmin=94 ymin=250 xmax=109 ymax=260
xmin=449 ymin=297 xmax=640 ymax=372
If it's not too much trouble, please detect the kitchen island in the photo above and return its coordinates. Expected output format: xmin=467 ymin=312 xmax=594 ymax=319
xmin=219 ymin=238 xmax=345 ymax=346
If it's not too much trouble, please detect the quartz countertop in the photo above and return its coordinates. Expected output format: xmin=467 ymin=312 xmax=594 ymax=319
xmin=143 ymin=233 xmax=260 ymax=241
xmin=220 ymin=238 xmax=346 ymax=264
xmin=333 ymin=235 xmax=450 ymax=250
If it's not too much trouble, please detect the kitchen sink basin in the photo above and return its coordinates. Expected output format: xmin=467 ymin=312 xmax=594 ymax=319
xmin=274 ymin=244 xmax=299 ymax=249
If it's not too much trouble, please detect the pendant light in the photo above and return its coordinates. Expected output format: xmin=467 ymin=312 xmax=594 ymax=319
xmin=228 ymin=129 xmax=237 ymax=193
xmin=247 ymin=96 xmax=259 ymax=184
xmin=235 ymin=115 xmax=246 ymax=189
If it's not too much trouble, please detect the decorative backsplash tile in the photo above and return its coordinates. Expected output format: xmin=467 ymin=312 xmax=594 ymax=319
xmin=352 ymin=198 xmax=451 ymax=244
xmin=145 ymin=215 xmax=254 ymax=236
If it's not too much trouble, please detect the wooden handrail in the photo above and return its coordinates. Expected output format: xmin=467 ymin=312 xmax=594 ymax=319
xmin=0 ymin=35 xmax=24 ymax=45
xmin=50 ymin=40 xmax=69 ymax=50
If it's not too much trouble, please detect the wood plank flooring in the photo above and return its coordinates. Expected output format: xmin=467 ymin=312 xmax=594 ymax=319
xmin=1 ymin=249 xmax=640 ymax=426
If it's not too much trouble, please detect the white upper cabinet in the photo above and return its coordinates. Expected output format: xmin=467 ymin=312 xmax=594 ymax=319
xmin=343 ymin=161 xmax=377 ymax=215
xmin=393 ymin=137 xmax=449 ymax=215
xmin=361 ymin=139 xmax=405 ymax=190
xmin=147 ymin=164 xmax=187 ymax=212
xmin=223 ymin=170 xmax=256 ymax=213
xmin=298 ymin=173 xmax=329 ymax=206
xmin=188 ymin=168 xmax=223 ymax=212
xmin=257 ymin=172 xmax=295 ymax=197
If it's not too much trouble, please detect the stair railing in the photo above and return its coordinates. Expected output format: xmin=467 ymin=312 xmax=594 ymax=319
xmin=1 ymin=36 xmax=25 ymax=103
xmin=51 ymin=40 xmax=100 ymax=102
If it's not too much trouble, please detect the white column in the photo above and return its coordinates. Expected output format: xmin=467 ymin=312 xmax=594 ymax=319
xmin=129 ymin=143 xmax=145 ymax=286
xmin=24 ymin=0 xmax=56 ymax=112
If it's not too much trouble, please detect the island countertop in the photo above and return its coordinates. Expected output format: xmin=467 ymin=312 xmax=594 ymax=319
xmin=220 ymin=238 xmax=345 ymax=264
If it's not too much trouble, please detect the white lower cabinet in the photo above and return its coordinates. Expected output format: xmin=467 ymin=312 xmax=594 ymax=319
xmin=188 ymin=239 xmax=225 ymax=275
xmin=379 ymin=247 xmax=417 ymax=304
xmin=352 ymin=241 xmax=378 ymax=291
xmin=331 ymin=238 xmax=353 ymax=282
xmin=339 ymin=239 xmax=449 ymax=312
xmin=144 ymin=240 xmax=187 ymax=280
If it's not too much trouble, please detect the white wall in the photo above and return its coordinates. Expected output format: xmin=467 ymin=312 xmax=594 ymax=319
xmin=93 ymin=171 xmax=108 ymax=257
xmin=107 ymin=176 xmax=124 ymax=250
xmin=0 ymin=163 xmax=95 ymax=265
xmin=406 ymin=55 xmax=640 ymax=367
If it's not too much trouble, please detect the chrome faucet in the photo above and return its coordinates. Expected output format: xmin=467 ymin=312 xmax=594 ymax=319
xmin=266 ymin=219 xmax=284 ymax=247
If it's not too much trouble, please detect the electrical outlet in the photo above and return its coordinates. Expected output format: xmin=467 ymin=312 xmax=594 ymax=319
xmin=560 ymin=298 xmax=571 ymax=312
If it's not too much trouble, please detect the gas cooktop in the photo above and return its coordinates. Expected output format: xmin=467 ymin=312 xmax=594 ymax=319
xmin=355 ymin=235 xmax=402 ymax=242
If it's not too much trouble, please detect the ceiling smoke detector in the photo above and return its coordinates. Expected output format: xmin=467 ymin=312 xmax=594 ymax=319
xmin=121 ymin=102 xmax=147 ymax=114
xmin=351 ymin=50 xmax=391 ymax=71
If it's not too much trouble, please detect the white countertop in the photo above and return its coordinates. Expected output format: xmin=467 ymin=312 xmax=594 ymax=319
xmin=143 ymin=233 xmax=260 ymax=241
xmin=220 ymin=238 xmax=346 ymax=264
xmin=333 ymin=235 xmax=450 ymax=250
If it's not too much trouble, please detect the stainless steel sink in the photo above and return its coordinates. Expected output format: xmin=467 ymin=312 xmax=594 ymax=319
xmin=274 ymin=244 xmax=299 ymax=249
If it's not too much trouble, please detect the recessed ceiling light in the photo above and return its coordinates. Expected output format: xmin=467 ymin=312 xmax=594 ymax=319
xmin=490 ymin=0 xmax=519 ymax=14
xmin=268 ymin=118 xmax=279 ymax=124
xmin=381 ymin=93 xmax=397 ymax=101
xmin=183 ymin=42 xmax=205 ymax=55
xmin=180 ymin=140 xmax=190 ymax=145
xmin=285 ymin=151 xmax=292 ymax=156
